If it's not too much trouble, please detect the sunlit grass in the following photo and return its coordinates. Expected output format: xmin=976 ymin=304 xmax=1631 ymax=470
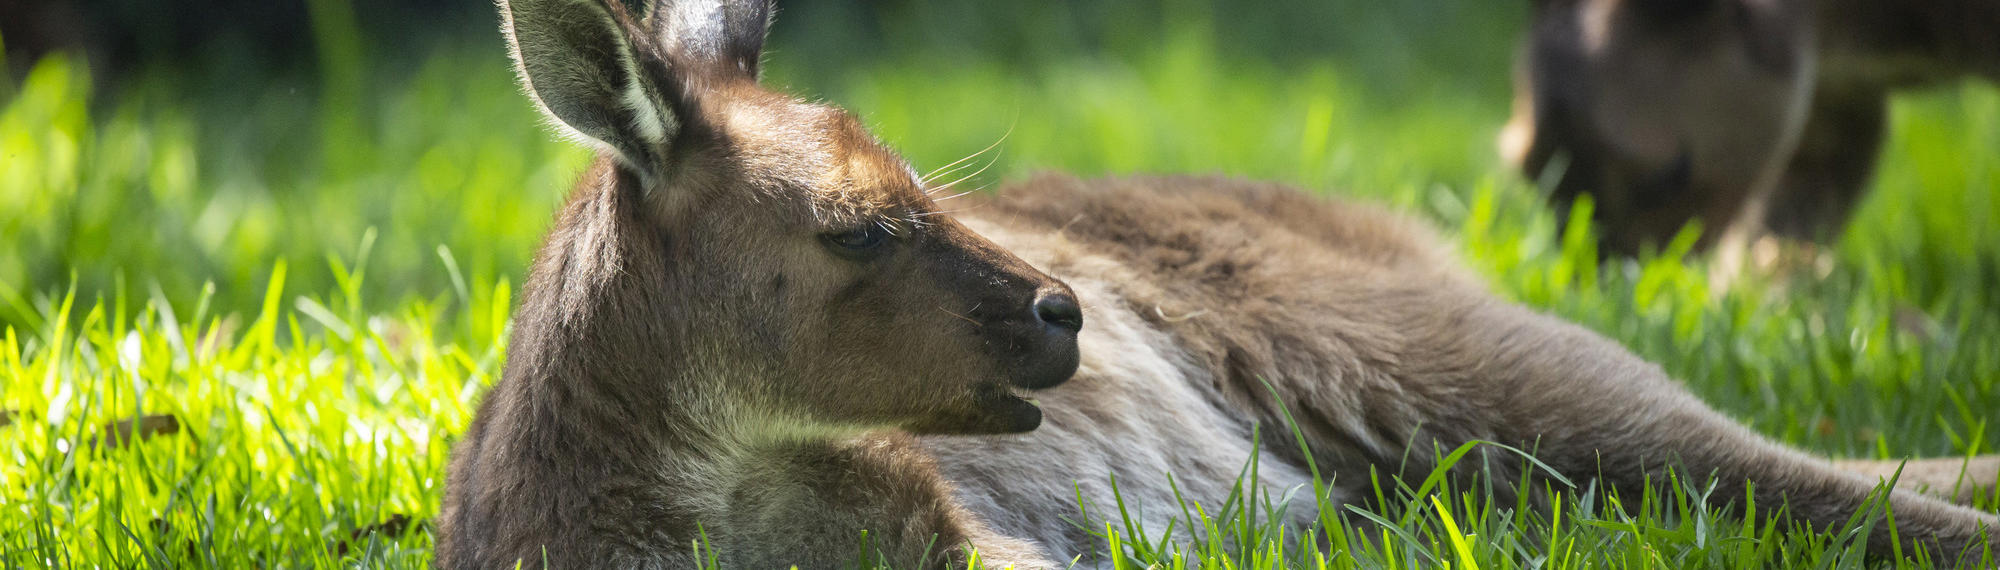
xmin=3 ymin=3 xmax=1998 ymax=567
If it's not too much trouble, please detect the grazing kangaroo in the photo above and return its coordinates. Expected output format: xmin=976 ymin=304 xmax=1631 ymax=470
xmin=1502 ymin=0 xmax=2000 ymax=256
xmin=437 ymin=0 xmax=2000 ymax=567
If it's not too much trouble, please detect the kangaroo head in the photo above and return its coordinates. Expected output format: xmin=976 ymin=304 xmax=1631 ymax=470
xmin=1502 ymin=0 xmax=1816 ymax=253
xmin=498 ymin=0 xmax=1080 ymax=436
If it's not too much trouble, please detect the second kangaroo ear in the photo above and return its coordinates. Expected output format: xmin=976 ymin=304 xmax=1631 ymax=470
xmin=654 ymin=0 xmax=772 ymax=78
xmin=501 ymin=0 xmax=675 ymax=179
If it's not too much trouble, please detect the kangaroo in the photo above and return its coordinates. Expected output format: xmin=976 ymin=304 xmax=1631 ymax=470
xmin=1501 ymin=0 xmax=2000 ymax=257
xmin=436 ymin=0 xmax=2000 ymax=567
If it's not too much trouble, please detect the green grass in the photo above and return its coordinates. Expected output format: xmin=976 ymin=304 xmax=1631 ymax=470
xmin=3 ymin=2 xmax=1999 ymax=567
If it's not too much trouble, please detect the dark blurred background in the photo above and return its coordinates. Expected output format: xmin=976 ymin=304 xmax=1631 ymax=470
xmin=3 ymin=0 xmax=476 ymax=82
xmin=0 ymin=0 xmax=1525 ymax=327
xmin=3 ymin=0 xmax=1519 ymax=94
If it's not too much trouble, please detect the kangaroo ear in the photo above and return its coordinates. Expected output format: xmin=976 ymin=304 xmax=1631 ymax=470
xmin=500 ymin=0 xmax=675 ymax=178
xmin=653 ymin=0 xmax=773 ymax=79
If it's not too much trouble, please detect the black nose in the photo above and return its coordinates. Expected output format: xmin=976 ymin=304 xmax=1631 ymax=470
xmin=1032 ymin=293 xmax=1083 ymax=333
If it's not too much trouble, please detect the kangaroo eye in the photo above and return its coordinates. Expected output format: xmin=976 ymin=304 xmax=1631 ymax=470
xmin=822 ymin=224 xmax=890 ymax=256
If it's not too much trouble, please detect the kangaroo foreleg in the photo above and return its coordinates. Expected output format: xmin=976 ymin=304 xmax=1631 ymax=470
xmin=722 ymin=434 xmax=1061 ymax=570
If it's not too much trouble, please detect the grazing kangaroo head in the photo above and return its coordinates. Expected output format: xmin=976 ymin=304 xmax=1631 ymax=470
xmin=1502 ymin=0 xmax=1816 ymax=253
xmin=498 ymin=0 xmax=1080 ymax=435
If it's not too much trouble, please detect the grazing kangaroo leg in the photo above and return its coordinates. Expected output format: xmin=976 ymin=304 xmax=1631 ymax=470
xmin=1760 ymin=88 xmax=1888 ymax=243
xmin=1708 ymin=88 xmax=1886 ymax=286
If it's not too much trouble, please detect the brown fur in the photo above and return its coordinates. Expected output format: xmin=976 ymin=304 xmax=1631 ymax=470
xmin=1504 ymin=0 xmax=2000 ymax=256
xmin=438 ymin=1 xmax=2000 ymax=567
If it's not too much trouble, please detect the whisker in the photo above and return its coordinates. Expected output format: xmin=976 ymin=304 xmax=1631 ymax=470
xmin=937 ymin=305 xmax=981 ymax=327
xmin=922 ymin=153 xmax=985 ymax=187
xmin=932 ymin=188 xmax=980 ymax=203
xmin=916 ymin=203 xmax=990 ymax=218
xmin=921 ymin=123 xmax=1015 ymax=186
xmin=928 ymin=150 xmax=1003 ymax=197
xmin=922 ymin=160 xmax=984 ymax=194
xmin=1153 ymin=306 xmax=1211 ymax=323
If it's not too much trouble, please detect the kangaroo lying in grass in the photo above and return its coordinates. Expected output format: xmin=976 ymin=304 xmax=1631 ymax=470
xmin=436 ymin=0 xmax=2000 ymax=567
xmin=1503 ymin=0 xmax=2000 ymax=257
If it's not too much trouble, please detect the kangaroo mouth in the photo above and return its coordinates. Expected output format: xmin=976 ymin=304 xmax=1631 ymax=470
xmin=929 ymin=381 xmax=1045 ymax=434
xmin=1008 ymin=368 xmax=1074 ymax=391
xmin=1005 ymin=339 xmax=1080 ymax=391
xmin=1001 ymin=383 xmax=1046 ymax=405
